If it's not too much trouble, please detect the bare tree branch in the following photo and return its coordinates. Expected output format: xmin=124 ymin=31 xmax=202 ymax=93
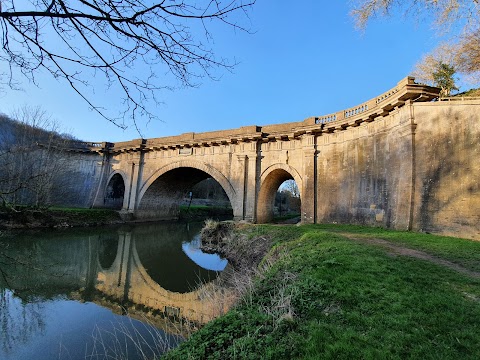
xmin=351 ymin=0 xmax=480 ymax=85
xmin=0 ymin=106 xmax=73 ymax=209
xmin=0 ymin=1 xmax=255 ymax=129
xmin=351 ymin=0 xmax=480 ymax=31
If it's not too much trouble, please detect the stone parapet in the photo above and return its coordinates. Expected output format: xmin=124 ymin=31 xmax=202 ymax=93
xmin=69 ymin=76 xmax=479 ymax=239
xmin=70 ymin=77 xmax=440 ymax=154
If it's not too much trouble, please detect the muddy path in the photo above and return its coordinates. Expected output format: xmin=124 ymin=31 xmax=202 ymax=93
xmin=341 ymin=233 xmax=480 ymax=280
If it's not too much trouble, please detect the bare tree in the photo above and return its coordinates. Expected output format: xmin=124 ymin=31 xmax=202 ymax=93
xmin=351 ymin=0 xmax=479 ymax=31
xmin=282 ymin=179 xmax=299 ymax=199
xmin=351 ymin=0 xmax=480 ymax=84
xmin=0 ymin=1 xmax=255 ymax=129
xmin=275 ymin=180 xmax=300 ymax=216
xmin=412 ymin=43 xmax=457 ymax=84
xmin=457 ymin=29 xmax=480 ymax=83
xmin=412 ymin=43 xmax=460 ymax=95
xmin=0 ymin=106 xmax=70 ymax=209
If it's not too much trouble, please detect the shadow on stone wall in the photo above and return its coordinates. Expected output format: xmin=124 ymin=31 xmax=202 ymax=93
xmin=416 ymin=110 xmax=480 ymax=238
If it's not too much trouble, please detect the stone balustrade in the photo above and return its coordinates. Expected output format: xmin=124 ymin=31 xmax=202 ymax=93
xmin=64 ymin=77 xmax=441 ymax=153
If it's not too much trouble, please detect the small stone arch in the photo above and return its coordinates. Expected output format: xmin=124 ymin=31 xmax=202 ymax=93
xmin=106 ymin=170 xmax=128 ymax=184
xmin=104 ymin=172 xmax=127 ymax=209
xmin=257 ymin=163 xmax=303 ymax=223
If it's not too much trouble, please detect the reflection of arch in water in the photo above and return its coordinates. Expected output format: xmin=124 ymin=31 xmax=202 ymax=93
xmin=95 ymin=231 xmax=233 ymax=324
xmin=134 ymin=222 xmax=222 ymax=293
xmin=182 ymin=235 xmax=228 ymax=272
xmin=97 ymin=235 xmax=119 ymax=270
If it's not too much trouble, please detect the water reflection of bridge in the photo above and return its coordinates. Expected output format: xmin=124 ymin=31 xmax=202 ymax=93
xmin=0 ymin=224 xmax=232 ymax=327
xmin=95 ymin=229 xmax=232 ymax=324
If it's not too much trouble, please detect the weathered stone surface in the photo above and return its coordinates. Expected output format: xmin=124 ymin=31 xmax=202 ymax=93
xmin=413 ymin=101 xmax=480 ymax=239
xmin=66 ymin=77 xmax=479 ymax=240
xmin=49 ymin=151 xmax=104 ymax=208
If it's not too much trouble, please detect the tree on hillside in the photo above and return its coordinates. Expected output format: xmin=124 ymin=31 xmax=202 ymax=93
xmin=351 ymin=0 xmax=480 ymax=83
xmin=0 ymin=106 xmax=70 ymax=209
xmin=0 ymin=1 xmax=255 ymax=129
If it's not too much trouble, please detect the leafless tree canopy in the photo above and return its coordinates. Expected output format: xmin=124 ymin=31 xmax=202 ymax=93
xmin=351 ymin=0 xmax=480 ymax=85
xmin=457 ymin=29 xmax=480 ymax=76
xmin=282 ymin=179 xmax=299 ymax=198
xmin=412 ymin=43 xmax=458 ymax=83
xmin=351 ymin=0 xmax=480 ymax=31
xmin=0 ymin=1 xmax=255 ymax=128
xmin=0 ymin=106 xmax=71 ymax=209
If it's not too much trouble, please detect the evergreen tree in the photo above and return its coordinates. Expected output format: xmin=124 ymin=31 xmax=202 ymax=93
xmin=432 ymin=62 xmax=459 ymax=96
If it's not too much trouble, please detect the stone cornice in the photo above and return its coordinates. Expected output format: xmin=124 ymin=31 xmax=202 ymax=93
xmin=69 ymin=77 xmax=442 ymax=154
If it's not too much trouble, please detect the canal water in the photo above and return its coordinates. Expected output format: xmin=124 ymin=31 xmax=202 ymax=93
xmin=0 ymin=222 xmax=228 ymax=360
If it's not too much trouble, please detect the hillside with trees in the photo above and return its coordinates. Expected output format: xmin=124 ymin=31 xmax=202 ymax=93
xmin=0 ymin=107 xmax=83 ymax=210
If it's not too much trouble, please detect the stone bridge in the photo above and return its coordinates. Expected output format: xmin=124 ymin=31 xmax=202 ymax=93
xmin=71 ymin=77 xmax=479 ymax=239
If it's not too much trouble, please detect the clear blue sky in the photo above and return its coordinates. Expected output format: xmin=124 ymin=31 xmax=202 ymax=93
xmin=0 ymin=2 xmax=445 ymax=142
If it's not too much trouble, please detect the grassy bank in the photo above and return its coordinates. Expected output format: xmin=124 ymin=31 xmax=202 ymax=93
xmin=178 ymin=205 xmax=233 ymax=220
xmin=0 ymin=205 xmax=233 ymax=230
xmin=165 ymin=224 xmax=480 ymax=359
xmin=0 ymin=207 xmax=123 ymax=229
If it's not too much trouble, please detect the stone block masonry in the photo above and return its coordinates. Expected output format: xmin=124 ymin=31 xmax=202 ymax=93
xmin=66 ymin=77 xmax=479 ymax=240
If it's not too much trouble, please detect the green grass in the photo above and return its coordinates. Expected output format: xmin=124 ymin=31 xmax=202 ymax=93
xmin=165 ymin=224 xmax=480 ymax=359
xmin=455 ymin=88 xmax=480 ymax=97
xmin=272 ymin=213 xmax=301 ymax=223
xmin=300 ymin=224 xmax=480 ymax=273
xmin=179 ymin=205 xmax=233 ymax=219
xmin=47 ymin=207 xmax=121 ymax=221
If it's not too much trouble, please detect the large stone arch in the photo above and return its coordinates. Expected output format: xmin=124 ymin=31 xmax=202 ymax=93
xmin=257 ymin=163 xmax=303 ymax=223
xmin=136 ymin=160 xmax=237 ymax=220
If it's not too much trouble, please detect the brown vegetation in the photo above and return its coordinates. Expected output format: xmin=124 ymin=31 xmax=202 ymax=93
xmin=200 ymin=220 xmax=272 ymax=271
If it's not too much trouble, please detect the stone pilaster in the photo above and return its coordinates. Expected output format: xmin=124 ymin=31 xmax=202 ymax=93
xmin=233 ymin=140 xmax=261 ymax=222
xmin=125 ymin=156 xmax=141 ymax=212
xmin=91 ymin=151 xmax=111 ymax=208
xmin=234 ymin=154 xmax=248 ymax=221
xmin=302 ymin=133 xmax=317 ymax=224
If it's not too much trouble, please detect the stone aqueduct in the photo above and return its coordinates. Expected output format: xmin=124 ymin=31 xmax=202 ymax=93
xmin=69 ymin=77 xmax=479 ymax=240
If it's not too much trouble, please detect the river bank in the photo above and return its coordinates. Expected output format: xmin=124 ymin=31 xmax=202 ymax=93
xmin=165 ymin=223 xmax=480 ymax=359
xmin=0 ymin=207 xmax=124 ymax=230
xmin=3 ymin=210 xmax=480 ymax=358
xmin=0 ymin=205 xmax=233 ymax=231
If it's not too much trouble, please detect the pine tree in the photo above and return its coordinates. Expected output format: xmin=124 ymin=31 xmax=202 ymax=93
xmin=432 ymin=62 xmax=459 ymax=96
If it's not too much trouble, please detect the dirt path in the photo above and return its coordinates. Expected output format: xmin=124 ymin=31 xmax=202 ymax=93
xmin=341 ymin=233 xmax=480 ymax=279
